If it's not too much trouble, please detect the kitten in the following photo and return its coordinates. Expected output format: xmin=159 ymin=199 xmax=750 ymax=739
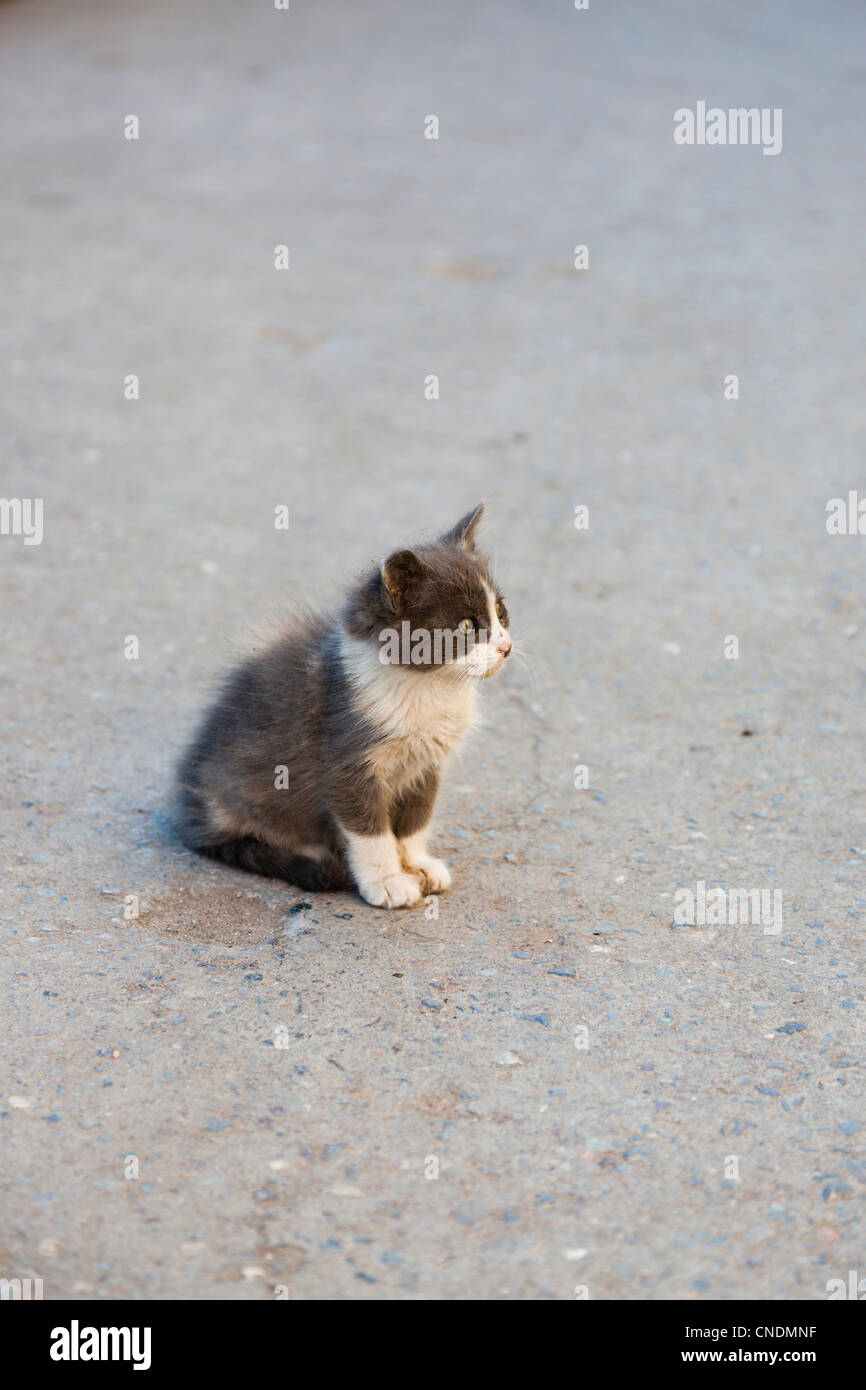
xmin=175 ymin=504 xmax=512 ymax=908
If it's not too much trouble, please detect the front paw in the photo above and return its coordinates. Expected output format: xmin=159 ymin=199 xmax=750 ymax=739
xmin=360 ymin=871 xmax=423 ymax=909
xmin=410 ymin=855 xmax=452 ymax=895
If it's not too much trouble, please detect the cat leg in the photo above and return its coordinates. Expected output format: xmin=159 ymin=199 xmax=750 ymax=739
xmin=399 ymin=832 xmax=452 ymax=894
xmin=329 ymin=769 xmax=422 ymax=908
xmin=338 ymin=826 xmax=422 ymax=908
xmin=392 ymin=771 xmax=451 ymax=894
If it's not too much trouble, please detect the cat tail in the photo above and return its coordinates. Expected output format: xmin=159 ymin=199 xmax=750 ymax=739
xmin=196 ymin=837 xmax=351 ymax=893
xmin=174 ymin=767 xmax=351 ymax=892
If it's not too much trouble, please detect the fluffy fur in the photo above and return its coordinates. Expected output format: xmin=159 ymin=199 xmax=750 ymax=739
xmin=175 ymin=504 xmax=512 ymax=907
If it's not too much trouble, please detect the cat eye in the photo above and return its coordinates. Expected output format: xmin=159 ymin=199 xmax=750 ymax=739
xmin=458 ymin=617 xmax=474 ymax=633
xmin=496 ymin=600 xmax=506 ymax=618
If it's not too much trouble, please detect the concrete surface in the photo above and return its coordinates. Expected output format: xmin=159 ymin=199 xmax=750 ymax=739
xmin=1 ymin=0 xmax=864 ymax=1300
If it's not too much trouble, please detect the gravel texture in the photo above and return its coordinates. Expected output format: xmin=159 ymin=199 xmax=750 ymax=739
xmin=1 ymin=0 xmax=863 ymax=1299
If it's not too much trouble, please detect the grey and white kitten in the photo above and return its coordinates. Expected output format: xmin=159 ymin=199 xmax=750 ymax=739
xmin=176 ymin=504 xmax=512 ymax=908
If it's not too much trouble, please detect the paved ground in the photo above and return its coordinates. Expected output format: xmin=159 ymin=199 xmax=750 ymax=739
xmin=1 ymin=0 xmax=864 ymax=1300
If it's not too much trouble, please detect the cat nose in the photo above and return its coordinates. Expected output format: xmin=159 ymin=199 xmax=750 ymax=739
xmin=498 ymin=639 xmax=512 ymax=658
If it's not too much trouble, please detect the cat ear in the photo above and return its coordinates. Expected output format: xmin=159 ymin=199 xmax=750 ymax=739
xmin=381 ymin=549 xmax=426 ymax=611
xmin=440 ymin=502 xmax=484 ymax=551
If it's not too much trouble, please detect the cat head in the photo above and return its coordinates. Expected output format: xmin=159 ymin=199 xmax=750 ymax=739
xmin=345 ymin=503 xmax=512 ymax=678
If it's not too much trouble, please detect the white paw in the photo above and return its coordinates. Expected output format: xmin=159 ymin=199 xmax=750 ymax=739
xmin=361 ymin=871 xmax=423 ymax=909
xmin=409 ymin=855 xmax=452 ymax=894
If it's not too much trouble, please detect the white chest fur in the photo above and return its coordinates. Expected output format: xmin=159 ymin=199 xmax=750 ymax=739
xmin=340 ymin=633 xmax=478 ymax=791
